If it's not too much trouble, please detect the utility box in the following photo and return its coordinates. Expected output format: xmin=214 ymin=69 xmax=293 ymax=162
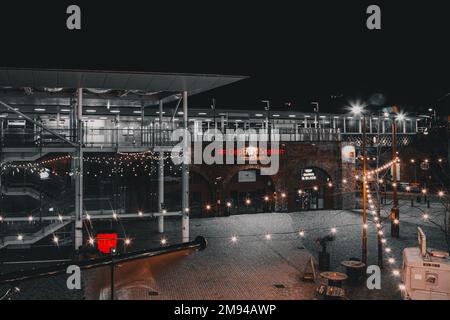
xmin=402 ymin=228 xmax=450 ymax=300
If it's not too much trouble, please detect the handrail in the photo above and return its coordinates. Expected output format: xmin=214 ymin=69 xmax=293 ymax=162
xmin=0 ymin=236 xmax=207 ymax=285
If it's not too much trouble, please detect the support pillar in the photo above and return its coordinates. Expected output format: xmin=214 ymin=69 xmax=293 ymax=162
xmin=181 ymin=91 xmax=189 ymax=242
xmin=74 ymin=88 xmax=84 ymax=251
xmin=158 ymin=100 xmax=165 ymax=233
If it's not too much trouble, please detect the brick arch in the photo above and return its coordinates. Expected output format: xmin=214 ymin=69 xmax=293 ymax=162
xmin=285 ymin=161 xmax=337 ymax=189
xmin=190 ymin=164 xmax=215 ymax=186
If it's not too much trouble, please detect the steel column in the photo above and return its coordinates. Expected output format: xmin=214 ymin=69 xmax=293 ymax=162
xmin=181 ymin=91 xmax=189 ymax=242
xmin=158 ymin=100 xmax=165 ymax=233
xmin=74 ymin=88 xmax=84 ymax=250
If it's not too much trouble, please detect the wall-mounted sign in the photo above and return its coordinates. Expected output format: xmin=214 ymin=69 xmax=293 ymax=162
xmin=238 ymin=170 xmax=257 ymax=182
xmin=96 ymin=233 xmax=118 ymax=254
xmin=341 ymin=145 xmax=356 ymax=164
xmin=301 ymin=168 xmax=317 ymax=181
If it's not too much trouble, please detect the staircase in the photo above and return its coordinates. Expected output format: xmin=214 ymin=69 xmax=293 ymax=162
xmin=0 ymin=220 xmax=72 ymax=250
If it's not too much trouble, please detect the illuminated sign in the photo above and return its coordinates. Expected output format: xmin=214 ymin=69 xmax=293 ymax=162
xmin=218 ymin=147 xmax=285 ymax=157
xmin=301 ymin=168 xmax=317 ymax=181
xmin=238 ymin=170 xmax=257 ymax=182
xmin=341 ymin=145 xmax=356 ymax=164
xmin=96 ymin=233 xmax=118 ymax=254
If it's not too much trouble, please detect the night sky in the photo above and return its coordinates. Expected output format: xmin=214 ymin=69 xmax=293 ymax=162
xmin=2 ymin=1 xmax=450 ymax=114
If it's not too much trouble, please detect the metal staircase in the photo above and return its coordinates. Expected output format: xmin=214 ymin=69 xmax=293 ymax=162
xmin=0 ymin=219 xmax=72 ymax=250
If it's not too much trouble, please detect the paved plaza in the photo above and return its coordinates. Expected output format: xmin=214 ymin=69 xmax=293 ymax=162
xmin=2 ymin=199 xmax=448 ymax=300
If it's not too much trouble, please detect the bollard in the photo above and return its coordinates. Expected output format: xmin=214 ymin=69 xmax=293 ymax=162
xmin=411 ymin=199 xmax=414 ymax=207
xmin=427 ymin=200 xmax=430 ymax=208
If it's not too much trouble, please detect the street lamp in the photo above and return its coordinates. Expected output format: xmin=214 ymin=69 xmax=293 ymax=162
xmin=262 ymin=100 xmax=270 ymax=133
xmin=351 ymin=102 xmax=368 ymax=265
xmin=382 ymin=106 xmax=401 ymax=238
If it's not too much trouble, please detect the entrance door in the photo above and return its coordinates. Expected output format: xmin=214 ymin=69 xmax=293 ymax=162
xmin=294 ymin=187 xmax=325 ymax=211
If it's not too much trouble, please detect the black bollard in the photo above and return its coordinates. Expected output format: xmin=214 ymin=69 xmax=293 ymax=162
xmin=427 ymin=200 xmax=430 ymax=208
xmin=411 ymin=199 xmax=414 ymax=207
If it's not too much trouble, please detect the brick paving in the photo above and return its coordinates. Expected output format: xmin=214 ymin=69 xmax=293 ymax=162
xmin=2 ymin=201 xmax=448 ymax=300
xmin=84 ymin=213 xmax=317 ymax=300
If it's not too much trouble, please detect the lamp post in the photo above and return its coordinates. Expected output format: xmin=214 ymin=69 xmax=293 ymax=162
xmin=391 ymin=108 xmax=402 ymax=238
xmin=351 ymin=103 xmax=367 ymax=265
xmin=262 ymin=100 xmax=270 ymax=134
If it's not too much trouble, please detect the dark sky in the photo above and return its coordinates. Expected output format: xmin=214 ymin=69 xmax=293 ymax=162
xmin=2 ymin=1 xmax=450 ymax=114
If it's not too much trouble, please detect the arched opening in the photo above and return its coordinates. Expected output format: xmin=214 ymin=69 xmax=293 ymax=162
xmin=225 ymin=169 xmax=275 ymax=214
xmin=290 ymin=167 xmax=333 ymax=211
xmin=190 ymin=171 xmax=213 ymax=216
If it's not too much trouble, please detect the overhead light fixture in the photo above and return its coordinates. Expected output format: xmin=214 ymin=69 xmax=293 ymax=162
xmin=272 ymin=114 xmax=280 ymax=117
xmin=0 ymin=114 xmax=7 ymax=118
xmin=85 ymin=109 xmax=96 ymax=113
xmin=34 ymin=108 xmax=46 ymax=112
xmin=110 ymin=110 xmax=120 ymax=113
xmin=133 ymin=110 xmax=142 ymax=114
xmin=198 ymin=112 xmax=207 ymax=115
xmin=255 ymin=114 xmax=263 ymax=117
xmin=60 ymin=109 xmax=71 ymax=112
xmin=178 ymin=111 xmax=184 ymax=115
xmin=288 ymin=115 xmax=296 ymax=118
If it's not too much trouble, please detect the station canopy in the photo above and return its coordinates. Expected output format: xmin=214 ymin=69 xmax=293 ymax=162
xmin=0 ymin=68 xmax=247 ymax=112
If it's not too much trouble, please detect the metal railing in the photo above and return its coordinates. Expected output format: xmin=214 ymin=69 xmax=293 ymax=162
xmin=0 ymin=125 xmax=418 ymax=150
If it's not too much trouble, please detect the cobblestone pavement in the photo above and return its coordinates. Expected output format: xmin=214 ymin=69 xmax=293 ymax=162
xmin=85 ymin=213 xmax=317 ymax=300
xmin=2 ymin=200 xmax=448 ymax=300
xmin=290 ymin=199 xmax=449 ymax=300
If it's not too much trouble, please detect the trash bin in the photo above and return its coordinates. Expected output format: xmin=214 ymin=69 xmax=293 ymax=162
xmin=341 ymin=259 xmax=366 ymax=285
xmin=319 ymin=252 xmax=330 ymax=271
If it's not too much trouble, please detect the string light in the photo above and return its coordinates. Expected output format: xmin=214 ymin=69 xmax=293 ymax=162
xmin=330 ymin=227 xmax=337 ymax=234
xmin=265 ymin=234 xmax=272 ymax=240
xmin=17 ymin=234 xmax=23 ymax=241
xmin=53 ymin=235 xmax=59 ymax=244
xmin=160 ymin=238 xmax=167 ymax=245
xmin=88 ymin=237 xmax=95 ymax=246
xmin=230 ymin=235 xmax=238 ymax=243
xmin=125 ymin=238 xmax=131 ymax=246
